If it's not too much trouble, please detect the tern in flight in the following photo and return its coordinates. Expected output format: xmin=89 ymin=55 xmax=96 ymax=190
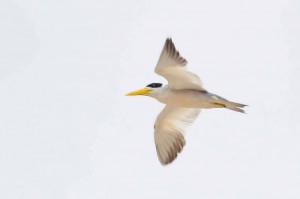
xmin=126 ymin=38 xmax=246 ymax=165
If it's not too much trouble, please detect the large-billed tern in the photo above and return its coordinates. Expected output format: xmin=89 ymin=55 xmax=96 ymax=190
xmin=126 ymin=38 xmax=246 ymax=165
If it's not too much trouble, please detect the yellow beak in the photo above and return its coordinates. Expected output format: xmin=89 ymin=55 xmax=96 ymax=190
xmin=125 ymin=87 xmax=152 ymax=96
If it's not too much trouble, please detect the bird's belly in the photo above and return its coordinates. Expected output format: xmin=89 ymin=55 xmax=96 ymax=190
xmin=157 ymin=90 xmax=216 ymax=108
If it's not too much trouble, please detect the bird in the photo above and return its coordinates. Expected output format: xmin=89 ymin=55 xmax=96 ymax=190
xmin=125 ymin=38 xmax=246 ymax=165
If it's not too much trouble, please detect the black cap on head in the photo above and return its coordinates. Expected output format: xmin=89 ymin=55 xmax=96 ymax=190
xmin=146 ymin=83 xmax=162 ymax=88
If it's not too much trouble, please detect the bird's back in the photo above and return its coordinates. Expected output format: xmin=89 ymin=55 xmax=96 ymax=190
xmin=152 ymin=86 xmax=220 ymax=108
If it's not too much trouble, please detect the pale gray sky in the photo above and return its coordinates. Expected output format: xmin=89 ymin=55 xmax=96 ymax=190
xmin=0 ymin=0 xmax=299 ymax=198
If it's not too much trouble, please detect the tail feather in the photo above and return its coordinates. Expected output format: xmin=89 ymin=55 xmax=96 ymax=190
xmin=224 ymin=101 xmax=247 ymax=113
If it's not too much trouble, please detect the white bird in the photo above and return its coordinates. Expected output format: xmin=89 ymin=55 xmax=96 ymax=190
xmin=126 ymin=38 xmax=246 ymax=165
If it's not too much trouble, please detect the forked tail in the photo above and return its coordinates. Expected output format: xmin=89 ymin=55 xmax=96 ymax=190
xmin=224 ymin=101 xmax=247 ymax=113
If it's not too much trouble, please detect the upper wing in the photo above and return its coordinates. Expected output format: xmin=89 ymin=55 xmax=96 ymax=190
xmin=154 ymin=105 xmax=201 ymax=165
xmin=155 ymin=38 xmax=205 ymax=91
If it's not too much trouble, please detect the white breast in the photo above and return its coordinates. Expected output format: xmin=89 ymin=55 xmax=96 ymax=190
xmin=151 ymin=86 xmax=215 ymax=108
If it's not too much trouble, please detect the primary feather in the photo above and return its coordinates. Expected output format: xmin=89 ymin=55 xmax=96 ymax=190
xmin=155 ymin=38 xmax=205 ymax=91
xmin=154 ymin=106 xmax=201 ymax=165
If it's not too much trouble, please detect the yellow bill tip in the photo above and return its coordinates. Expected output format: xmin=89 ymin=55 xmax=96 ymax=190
xmin=125 ymin=87 xmax=152 ymax=96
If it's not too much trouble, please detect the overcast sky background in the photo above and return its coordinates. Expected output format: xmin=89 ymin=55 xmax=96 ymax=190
xmin=0 ymin=0 xmax=299 ymax=198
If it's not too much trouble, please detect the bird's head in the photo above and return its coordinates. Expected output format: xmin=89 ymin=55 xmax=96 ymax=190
xmin=125 ymin=83 xmax=163 ymax=96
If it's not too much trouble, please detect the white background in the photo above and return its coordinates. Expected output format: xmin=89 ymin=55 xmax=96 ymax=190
xmin=0 ymin=0 xmax=299 ymax=198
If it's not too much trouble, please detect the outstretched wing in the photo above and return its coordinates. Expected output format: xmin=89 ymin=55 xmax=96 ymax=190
xmin=155 ymin=38 xmax=205 ymax=91
xmin=154 ymin=105 xmax=201 ymax=165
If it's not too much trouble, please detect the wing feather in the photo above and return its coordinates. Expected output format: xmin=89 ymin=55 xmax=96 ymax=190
xmin=155 ymin=38 xmax=205 ymax=91
xmin=154 ymin=105 xmax=201 ymax=165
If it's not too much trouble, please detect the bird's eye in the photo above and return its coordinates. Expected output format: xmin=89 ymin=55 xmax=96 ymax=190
xmin=147 ymin=83 xmax=162 ymax=88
